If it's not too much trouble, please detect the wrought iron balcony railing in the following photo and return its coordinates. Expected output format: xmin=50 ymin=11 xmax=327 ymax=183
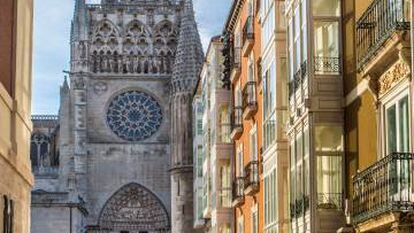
xmin=232 ymin=177 xmax=245 ymax=206
xmin=230 ymin=106 xmax=243 ymax=140
xmin=242 ymin=15 xmax=254 ymax=44
xmin=244 ymin=161 xmax=259 ymax=194
xmin=317 ymin=193 xmax=343 ymax=210
xmin=353 ymin=152 xmax=414 ymax=224
xmin=242 ymin=81 xmax=257 ymax=117
xmin=356 ymin=0 xmax=410 ymax=70
xmin=314 ymin=56 xmax=340 ymax=74
xmin=290 ymin=195 xmax=310 ymax=220
xmin=242 ymin=81 xmax=257 ymax=108
xmin=231 ymin=106 xmax=243 ymax=130
xmin=233 ymin=47 xmax=242 ymax=69
xmin=289 ymin=60 xmax=307 ymax=97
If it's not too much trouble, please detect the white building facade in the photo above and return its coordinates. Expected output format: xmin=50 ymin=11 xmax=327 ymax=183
xmin=193 ymin=37 xmax=233 ymax=233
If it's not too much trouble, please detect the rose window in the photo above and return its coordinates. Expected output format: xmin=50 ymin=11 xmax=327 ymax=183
xmin=106 ymin=91 xmax=163 ymax=141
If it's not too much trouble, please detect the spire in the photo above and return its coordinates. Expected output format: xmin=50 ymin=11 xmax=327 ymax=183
xmin=71 ymin=0 xmax=87 ymax=42
xmin=171 ymin=0 xmax=204 ymax=94
xmin=60 ymin=76 xmax=70 ymax=95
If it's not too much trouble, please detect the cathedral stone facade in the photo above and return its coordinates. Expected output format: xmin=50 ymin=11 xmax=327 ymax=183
xmin=30 ymin=0 xmax=203 ymax=232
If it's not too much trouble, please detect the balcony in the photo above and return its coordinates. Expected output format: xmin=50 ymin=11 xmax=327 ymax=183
xmin=232 ymin=177 xmax=245 ymax=207
xmin=314 ymin=56 xmax=340 ymax=75
xmin=230 ymin=106 xmax=243 ymax=140
xmin=242 ymin=15 xmax=255 ymax=57
xmin=290 ymin=195 xmax=310 ymax=219
xmin=242 ymin=81 xmax=257 ymax=120
xmin=356 ymin=0 xmax=410 ymax=71
xmin=353 ymin=152 xmax=414 ymax=225
xmin=244 ymin=161 xmax=259 ymax=195
xmin=289 ymin=61 xmax=307 ymax=98
xmin=230 ymin=47 xmax=242 ymax=83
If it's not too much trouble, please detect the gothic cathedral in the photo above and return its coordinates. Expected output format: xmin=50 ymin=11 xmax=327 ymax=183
xmin=30 ymin=0 xmax=203 ymax=232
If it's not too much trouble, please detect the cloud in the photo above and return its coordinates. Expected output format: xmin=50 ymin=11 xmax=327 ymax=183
xmin=32 ymin=0 xmax=231 ymax=114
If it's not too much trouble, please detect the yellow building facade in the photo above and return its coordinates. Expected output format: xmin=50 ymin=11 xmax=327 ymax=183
xmin=0 ymin=0 xmax=34 ymax=232
xmin=344 ymin=0 xmax=414 ymax=232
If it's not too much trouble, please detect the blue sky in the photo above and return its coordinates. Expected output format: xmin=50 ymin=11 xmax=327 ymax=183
xmin=32 ymin=0 xmax=231 ymax=114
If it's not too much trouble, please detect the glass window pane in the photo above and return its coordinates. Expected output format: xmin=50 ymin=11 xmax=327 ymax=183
xmin=314 ymin=21 xmax=339 ymax=74
xmin=316 ymin=155 xmax=342 ymax=208
xmin=312 ymin=0 xmax=340 ymax=16
xmin=315 ymin=125 xmax=343 ymax=209
xmin=399 ymin=96 xmax=410 ymax=152
xmin=387 ymin=105 xmax=397 ymax=154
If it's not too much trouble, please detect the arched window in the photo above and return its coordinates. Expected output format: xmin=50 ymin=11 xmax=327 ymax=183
xmin=217 ymin=105 xmax=231 ymax=143
xmin=30 ymin=133 xmax=50 ymax=168
xmin=90 ymin=20 xmax=120 ymax=73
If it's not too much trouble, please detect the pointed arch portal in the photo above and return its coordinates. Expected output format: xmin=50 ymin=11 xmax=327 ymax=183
xmin=98 ymin=183 xmax=170 ymax=233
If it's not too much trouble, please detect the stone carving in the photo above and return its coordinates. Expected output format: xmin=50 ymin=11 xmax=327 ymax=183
xmin=72 ymin=76 xmax=86 ymax=89
xmin=106 ymin=90 xmax=163 ymax=141
xmin=93 ymin=81 xmax=108 ymax=95
xmin=89 ymin=18 xmax=177 ymax=75
xmin=378 ymin=60 xmax=410 ymax=95
xmin=99 ymin=183 xmax=170 ymax=232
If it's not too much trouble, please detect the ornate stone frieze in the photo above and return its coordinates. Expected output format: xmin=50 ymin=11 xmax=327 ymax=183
xmin=89 ymin=19 xmax=177 ymax=75
xmin=378 ymin=60 xmax=410 ymax=95
xmin=99 ymin=183 xmax=170 ymax=231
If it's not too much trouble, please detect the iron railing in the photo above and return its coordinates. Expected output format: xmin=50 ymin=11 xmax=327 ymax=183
xmin=353 ymin=152 xmax=414 ymax=224
xmin=242 ymin=81 xmax=257 ymax=111
xmin=314 ymin=56 xmax=340 ymax=74
xmin=317 ymin=193 xmax=343 ymax=210
xmin=289 ymin=60 xmax=307 ymax=97
xmin=233 ymin=47 xmax=242 ymax=69
xmin=231 ymin=106 xmax=243 ymax=131
xmin=356 ymin=0 xmax=410 ymax=70
xmin=290 ymin=195 xmax=310 ymax=219
xmin=244 ymin=161 xmax=260 ymax=188
xmin=242 ymin=15 xmax=254 ymax=44
xmin=233 ymin=177 xmax=245 ymax=201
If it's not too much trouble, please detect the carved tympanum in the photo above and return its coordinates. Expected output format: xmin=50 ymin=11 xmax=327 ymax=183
xmin=99 ymin=183 xmax=170 ymax=232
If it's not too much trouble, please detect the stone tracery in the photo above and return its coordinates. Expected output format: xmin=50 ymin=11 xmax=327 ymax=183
xmin=89 ymin=18 xmax=178 ymax=75
xmin=98 ymin=183 xmax=170 ymax=232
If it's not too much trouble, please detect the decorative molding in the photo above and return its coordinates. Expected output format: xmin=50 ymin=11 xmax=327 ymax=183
xmin=378 ymin=60 xmax=410 ymax=96
xmin=98 ymin=183 xmax=170 ymax=231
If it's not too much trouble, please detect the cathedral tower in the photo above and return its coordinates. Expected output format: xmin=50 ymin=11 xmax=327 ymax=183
xmin=30 ymin=0 xmax=203 ymax=232
xmin=170 ymin=0 xmax=204 ymax=232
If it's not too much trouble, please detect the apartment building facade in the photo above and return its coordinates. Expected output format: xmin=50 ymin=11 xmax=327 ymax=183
xmin=0 ymin=0 xmax=34 ymax=232
xmin=343 ymin=0 xmax=414 ymax=232
xmin=193 ymin=36 xmax=233 ymax=233
xmin=223 ymin=0 xmax=264 ymax=232
xmin=285 ymin=0 xmax=346 ymax=232
xmin=259 ymin=0 xmax=289 ymax=232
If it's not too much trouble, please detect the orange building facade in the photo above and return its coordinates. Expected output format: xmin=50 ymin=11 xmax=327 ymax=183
xmin=223 ymin=0 xmax=263 ymax=232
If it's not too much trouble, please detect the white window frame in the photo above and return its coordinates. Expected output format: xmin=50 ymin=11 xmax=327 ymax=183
xmin=381 ymin=87 xmax=411 ymax=156
xmin=250 ymin=124 xmax=258 ymax=162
